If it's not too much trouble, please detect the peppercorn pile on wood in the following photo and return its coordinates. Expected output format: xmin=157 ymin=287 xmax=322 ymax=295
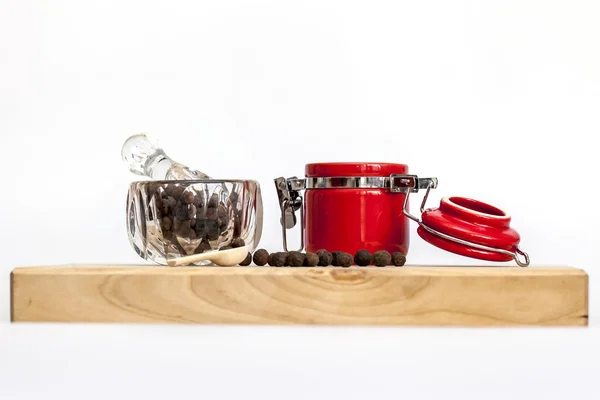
xmin=227 ymin=248 xmax=407 ymax=267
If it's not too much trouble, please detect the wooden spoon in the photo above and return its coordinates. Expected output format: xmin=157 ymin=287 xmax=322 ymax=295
xmin=167 ymin=245 xmax=250 ymax=267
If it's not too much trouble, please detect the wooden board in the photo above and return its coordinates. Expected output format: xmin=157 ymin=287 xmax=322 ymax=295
xmin=10 ymin=265 xmax=589 ymax=326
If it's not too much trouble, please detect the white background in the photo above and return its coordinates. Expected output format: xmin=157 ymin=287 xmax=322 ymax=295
xmin=1 ymin=0 xmax=599 ymax=398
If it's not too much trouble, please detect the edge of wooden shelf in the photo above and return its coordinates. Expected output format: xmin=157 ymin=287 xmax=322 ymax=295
xmin=10 ymin=263 xmax=588 ymax=276
xmin=10 ymin=264 xmax=589 ymax=327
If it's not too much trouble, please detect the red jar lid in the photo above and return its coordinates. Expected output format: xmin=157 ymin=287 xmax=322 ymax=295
xmin=305 ymin=162 xmax=408 ymax=177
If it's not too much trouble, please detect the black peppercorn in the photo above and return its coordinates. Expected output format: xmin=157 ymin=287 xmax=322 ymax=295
xmin=233 ymin=218 xmax=242 ymax=237
xmin=239 ymin=252 xmax=252 ymax=266
xmin=218 ymin=216 xmax=229 ymax=230
xmin=183 ymin=190 xmax=195 ymax=205
xmin=175 ymin=203 xmax=190 ymax=221
xmin=207 ymin=193 xmax=219 ymax=208
xmin=354 ymin=250 xmax=372 ymax=266
xmin=218 ymin=205 xmax=229 ymax=230
xmin=373 ymin=250 xmax=392 ymax=267
xmin=195 ymin=240 xmax=212 ymax=254
xmin=338 ymin=252 xmax=353 ymax=267
xmin=166 ymin=196 xmax=177 ymax=207
xmin=192 ymin=191 xmax=203 ymax=208
xmin=161 ymin=216 xmax=172 ymax=231
xmin=154 ymin=194 xmax=163 ymax=210
xmin=163 ymin=196 xmax=176 ymax=214
xmin=205 ymin=219 xmax=220 ymax=241
xmin=172 ymin=185 xmax=186 ymax=199
xmin=195 ymin=219 xmax=206 ymax=237
xmin=231 ymin=238 xmax=246 ymax=248
xmin=164 ymin=184 xmax=175 ymax=197
xmin=331 ymin=251 xmax=343 ymax=266
xmin=148 ymin=182 xmax=162 ymax=196
xmin=253 ymin=249 xmax=269 ymax=266
xmin=187 ymin=203 xmax=197 ymax=219
xmin=391 ymin=252 xmax=406 ymax=267
xmin=206 ymin=206 xmax=218 ymax=220
xmin=178 ymin=220 xmax=194 ymax=237
xmin=303 ymin=252 xmax=319 ymax=266
xmin=316 ymin=249 xmax=332 ymax=266
xmin=286 ymin=251 xmax=305 ymax=267
xmin=268 ymin=252 xmax=287 ymax=267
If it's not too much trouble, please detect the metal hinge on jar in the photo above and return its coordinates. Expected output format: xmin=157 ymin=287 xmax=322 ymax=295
xmin=274 ymin=176 xmax=306 ymax=251
xmin=273 ymin=174 xmax=438 ymax=252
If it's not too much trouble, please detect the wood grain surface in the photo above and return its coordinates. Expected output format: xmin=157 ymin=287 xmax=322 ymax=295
xmin=10 ymin=265 xmax=589 ymax=326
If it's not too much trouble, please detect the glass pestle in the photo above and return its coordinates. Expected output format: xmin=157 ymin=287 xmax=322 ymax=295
xmin=121 ymin=133 xmax=211 ymax=180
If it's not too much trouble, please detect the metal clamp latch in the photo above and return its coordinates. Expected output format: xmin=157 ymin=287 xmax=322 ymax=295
xmin=389 ymin=174 xmax=438 ymax=193
xmin=274 ymin=176 xmax=306 ymax=252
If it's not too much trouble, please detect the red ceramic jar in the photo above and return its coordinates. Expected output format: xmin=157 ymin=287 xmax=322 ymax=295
xmin=304 ymin=162 xmax=411 ymax=256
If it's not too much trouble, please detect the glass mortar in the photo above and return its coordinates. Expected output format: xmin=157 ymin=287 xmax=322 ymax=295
xmin=126 ymin=179 xmax=262 ymax=266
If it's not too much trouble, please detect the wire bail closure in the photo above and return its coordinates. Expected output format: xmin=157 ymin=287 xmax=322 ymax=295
xmin=400 ymin=178 xmax=530 ymax=267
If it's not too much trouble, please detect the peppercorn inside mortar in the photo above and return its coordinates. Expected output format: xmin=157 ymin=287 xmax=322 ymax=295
xmin=126 ymin=179 xmax=262 ymax=266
